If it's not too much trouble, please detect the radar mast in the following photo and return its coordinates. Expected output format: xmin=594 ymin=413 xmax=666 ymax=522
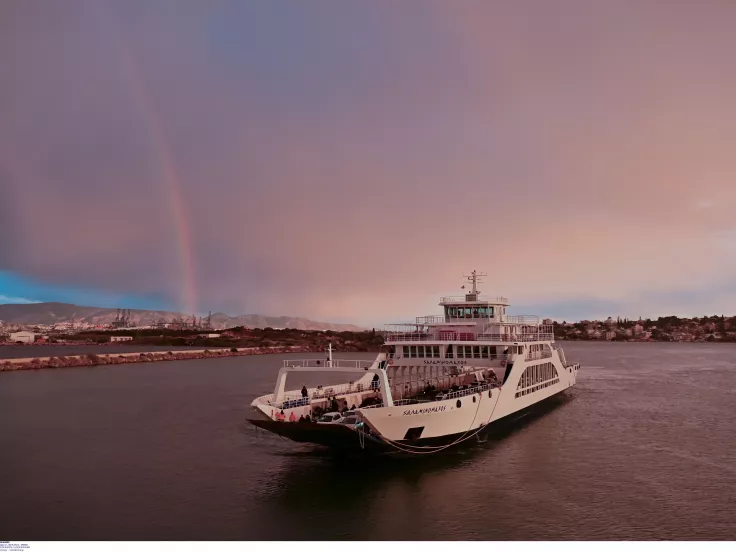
xmin=462 ymin=270 xmax=487 ymax=301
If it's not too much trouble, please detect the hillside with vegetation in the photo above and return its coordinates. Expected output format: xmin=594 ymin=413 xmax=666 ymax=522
xmin=47 ymin=327 xmax=386 ymax=352
xmin=554 ymin=315 xmax=736 ymax=342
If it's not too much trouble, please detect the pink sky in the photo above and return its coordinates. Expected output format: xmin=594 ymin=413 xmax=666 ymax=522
xmin=2 ymin=1 xmax=736 ymax=326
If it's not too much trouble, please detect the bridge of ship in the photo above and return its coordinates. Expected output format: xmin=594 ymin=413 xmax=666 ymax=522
xmin=384 ymin=292 xmax=553 ymax=343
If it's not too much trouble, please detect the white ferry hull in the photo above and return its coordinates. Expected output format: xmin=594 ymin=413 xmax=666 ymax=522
xmin=249 ymin=389 xmax=571 ymax=455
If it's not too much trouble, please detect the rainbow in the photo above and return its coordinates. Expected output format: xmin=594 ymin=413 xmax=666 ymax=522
xmin=116 ymin=43 xmax=198 ymax=315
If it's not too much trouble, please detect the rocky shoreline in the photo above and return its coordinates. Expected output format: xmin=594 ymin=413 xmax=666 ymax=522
xmin=0 ymin=346 xmax=326 ymax=372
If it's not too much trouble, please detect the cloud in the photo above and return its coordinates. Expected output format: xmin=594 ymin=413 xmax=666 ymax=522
xmin=0 ymin=295 xmax=40 ymax=305
xmin=2 ymin=1 xmax=736 ymax=323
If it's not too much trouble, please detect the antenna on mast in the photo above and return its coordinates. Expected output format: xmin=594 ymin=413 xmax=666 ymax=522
xmin=462 ymin=270 xmax=487 ymax=299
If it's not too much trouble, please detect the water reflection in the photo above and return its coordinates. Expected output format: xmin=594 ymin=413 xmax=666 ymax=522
xmin=246 ymin=396 xmax=572 ymax=540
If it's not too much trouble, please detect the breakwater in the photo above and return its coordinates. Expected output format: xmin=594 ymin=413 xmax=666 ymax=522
xmin=0 ymin=346 xmax=320 ymax=372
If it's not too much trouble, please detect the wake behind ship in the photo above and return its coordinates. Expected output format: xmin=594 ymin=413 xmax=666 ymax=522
xmin=248 ymin=271 xmax=580 ymax=455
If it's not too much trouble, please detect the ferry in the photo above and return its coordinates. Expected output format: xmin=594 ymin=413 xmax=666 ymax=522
xmin=247 ymin=271 xmax=580 ymax=455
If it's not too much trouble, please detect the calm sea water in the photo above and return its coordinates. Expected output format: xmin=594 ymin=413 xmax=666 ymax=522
xmin=1 ymin=343 xmax=734 ymax=540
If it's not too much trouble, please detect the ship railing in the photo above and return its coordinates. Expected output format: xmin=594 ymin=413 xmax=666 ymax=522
xmin=264 ymin=379 xmax=381 ymax=410
xmin=282 ymin=359 xmax=375 ymax=370
xmin=481 ymin=321 xmax=549 ymax=333
xmin=386 ymin=333 xmax=476 ymax=342
xmin=309 ymin=380 xmax=379 ymax=399
xmin=439 ymin=382 xmax=499 ymax=401
xmin=439 ymin=295 xmax=509 ymax=304
xmin=275 ymin=396 xmax=311 ymax=409
xmin=525 ymin=350 xmax=554 ymax=361
xmin=477 ymin=333 xmax=554 ymax=342
xmin=416 ymin=315 xmax=478 ymax=324
xmin=412 ymin=314 xmax=541 ymax=325
xmin=392 ymin=398 xmax=433 ymax=406
xmin=357 ymin=382 xmax=502 ymax=410
xmin=446 ymin=353 xmax=511 ymax=361
xmin=386 ymin=332 xmax=554 ymax=343
xmin=506 ymin=315 xmax=542 ymax=324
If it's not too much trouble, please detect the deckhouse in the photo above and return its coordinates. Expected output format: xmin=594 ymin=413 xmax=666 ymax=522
xmin=384 ymin=271 xmax=555 ymax=382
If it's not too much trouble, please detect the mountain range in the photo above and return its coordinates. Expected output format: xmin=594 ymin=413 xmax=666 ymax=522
xmin=0 ymin=302 xmax=367 ymax=332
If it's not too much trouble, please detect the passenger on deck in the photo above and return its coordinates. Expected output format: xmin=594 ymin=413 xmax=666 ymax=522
xmin=289 ymin=411 xmax=297 ymax=422
xmin=301 ymin=385 xmax=308 ymax=398
xmin=298 ymin=415 xmax=305 ymax=423
xmin=278 ymin=410 xmax=285 ymax=421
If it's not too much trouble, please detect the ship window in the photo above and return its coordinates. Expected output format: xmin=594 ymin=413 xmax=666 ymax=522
xmin=433 ymin=346 xmax=440 ymax=358
xmin=403 ymin=346 xmax=409 ymax=358
xmin=449 ymin=307 xmax=456 ymax=317
xmin=489 ymin=306 xmax=494 ymax=316
xmin=456 ymin=308 xmax=464 ymax=318
xmin=465 ymin=307 xmax=472 ymax=317
xmin=473 ymin=346 xmax=481 ymax=358
xmin=410 ymin=346 xmax=417 ymax=358
xmin=481 ymin=346 xmax=489 ymax=359
xmin=445 ymin=345 xmax=453 ymax=359
xmin=472 ymin=308 xmax=479 ymax=318
xmin=456 ymin=400 xmax=462 ymax=408
xmin=515 ymin=362 xmax=560 ymax=398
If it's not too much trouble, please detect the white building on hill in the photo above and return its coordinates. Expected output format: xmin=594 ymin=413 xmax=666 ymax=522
xmin=10 ymin=331 xmax=35 ymax=344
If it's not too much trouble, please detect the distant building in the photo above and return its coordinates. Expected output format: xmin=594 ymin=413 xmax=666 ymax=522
xmin=199 ymin=334 xmax=220 ymax=338
xmin=110 ymin=336 xmax=133 ymax=342
xmin=10 ymin=331 xmax=35 ymax=344
xmin=604 ymin=331 xmax=616 ymax=340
